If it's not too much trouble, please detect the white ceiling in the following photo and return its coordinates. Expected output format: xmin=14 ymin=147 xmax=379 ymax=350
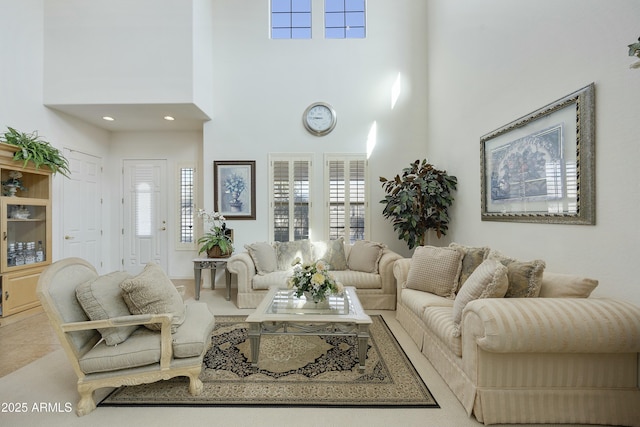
xmin=46 ymin=103 xmax=211 ymax=132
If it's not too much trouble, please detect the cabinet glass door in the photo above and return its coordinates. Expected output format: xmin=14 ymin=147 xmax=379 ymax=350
xmin=1 ymin=198 xmax=50 ymax=272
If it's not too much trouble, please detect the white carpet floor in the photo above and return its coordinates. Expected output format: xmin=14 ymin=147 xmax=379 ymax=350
xmin=0 ymin=287 xmax=601 ymax=427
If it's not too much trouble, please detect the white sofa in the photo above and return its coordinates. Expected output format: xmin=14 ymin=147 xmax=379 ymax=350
xmin=227 ymin=238 xmax=402 ymax=309
xmin=394 ymin=244 xmax=640 ymax=426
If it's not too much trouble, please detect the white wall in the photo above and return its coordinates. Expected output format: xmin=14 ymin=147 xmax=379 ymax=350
xmin=203 ymin=0 xmax=429 ymax=254
xmin=43 ymin=0 xmax=206 ymax=108
xmin=425 ymin=0 xmax=640 ymax=305
xmin=193 ymin=0 xmax=215 ymax=116
xmin=0 ymin=0 xmax=112 ymax=265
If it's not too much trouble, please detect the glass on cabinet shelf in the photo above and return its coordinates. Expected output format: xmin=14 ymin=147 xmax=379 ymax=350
xmin=1 ymin=198 xmax=51 ymax=273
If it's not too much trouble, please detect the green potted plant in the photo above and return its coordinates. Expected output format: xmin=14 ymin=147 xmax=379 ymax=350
xmin=0 ymin=127 xmax=71 ymax=177
xmin=380 ymin=159 xmax=457 ymax=249
xmin=197 ymin=209 xmax=233 ymax=258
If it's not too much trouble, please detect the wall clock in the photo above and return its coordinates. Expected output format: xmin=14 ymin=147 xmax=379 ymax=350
xmin=302 ymin=102 xmax=337 ymax=136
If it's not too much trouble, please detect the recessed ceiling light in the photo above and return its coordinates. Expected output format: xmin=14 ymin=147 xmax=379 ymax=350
xmin=102 ymin=116 xmax=115 ymax=121
xmin=164 ymin=116 xmax=175 ymax=121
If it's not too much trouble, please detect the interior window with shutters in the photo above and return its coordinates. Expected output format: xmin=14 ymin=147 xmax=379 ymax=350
xmin=325 ymin=154 xmax=367 ymax=243
xmin=269 ymin=155 xmax=313 ymax=242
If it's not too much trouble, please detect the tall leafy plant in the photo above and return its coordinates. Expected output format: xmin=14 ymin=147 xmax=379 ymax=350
xmin=380 ymin=159 xmax=457 ymax=249
xmin=1 ymin=127 xmax=70 ymax=177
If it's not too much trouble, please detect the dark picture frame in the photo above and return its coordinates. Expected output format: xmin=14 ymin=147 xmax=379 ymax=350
xmin=480 ymin=83 xmax=595 ymax=224
xmin=214 ymin=160 xmax=256 ymax=220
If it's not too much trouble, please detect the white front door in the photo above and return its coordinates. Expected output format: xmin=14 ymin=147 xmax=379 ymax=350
xmin=122 ymin=160 xmax=168 ymax=274
xmin=63 ymin=149 xmax=103 ymax=272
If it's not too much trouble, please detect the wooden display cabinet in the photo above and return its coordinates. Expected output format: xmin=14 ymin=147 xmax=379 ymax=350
xmin=0 ymin=144 xmax=52 ymax=318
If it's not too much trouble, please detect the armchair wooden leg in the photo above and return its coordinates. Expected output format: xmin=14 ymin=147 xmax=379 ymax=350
xmin=76 ymin=383 xmax=97 ymax=416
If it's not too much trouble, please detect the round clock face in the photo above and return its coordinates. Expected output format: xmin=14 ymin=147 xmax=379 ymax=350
xmin=303 ymin=102 xmax=337 ymax=136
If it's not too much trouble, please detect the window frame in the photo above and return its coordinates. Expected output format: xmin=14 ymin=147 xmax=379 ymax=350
xmin=324 ymin=0 xmax=367 ymax=39
xmin=268 ymin=154 xmax=314 ymax=242
xmin=176 ymin=162 xmax=196 ymax=250
xmin=270 ymin=0 xmax=312 ymax=39
xmin=324 ymin=154 xmax=369 ymax=243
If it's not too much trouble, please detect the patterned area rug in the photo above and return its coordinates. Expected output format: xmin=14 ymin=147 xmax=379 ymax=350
xmin=99 ymin=315 xmax=438 ymax=408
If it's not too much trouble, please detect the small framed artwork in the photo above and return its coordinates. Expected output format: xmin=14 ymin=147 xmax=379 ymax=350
xmin=480 ymin=83 xmax=595 ymax=224
xmin=214 ymin=160 xmax=256 ymax=220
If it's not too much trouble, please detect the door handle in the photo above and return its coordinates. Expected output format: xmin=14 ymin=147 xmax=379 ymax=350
xmin=65 ymin=235 xmax=75 ymax=240
xmin=160 ymin=227 xmax=166 ymax=231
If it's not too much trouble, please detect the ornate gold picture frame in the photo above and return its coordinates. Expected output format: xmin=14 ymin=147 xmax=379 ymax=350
xmin=480 ymin=83 xmax=595 ymax=224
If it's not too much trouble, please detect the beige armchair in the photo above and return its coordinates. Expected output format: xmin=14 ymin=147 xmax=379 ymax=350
xmin=37 ymin=258 xmax=215 ymax=416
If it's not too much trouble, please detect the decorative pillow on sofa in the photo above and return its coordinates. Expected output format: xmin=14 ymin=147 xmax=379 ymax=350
xmin=406 ymin=246 xmax=463 ymax=299
xmin=314 ymin=238 xmax=348 ymax=270
xmin=347 ymin=240 xmax=385 ymax=273
xmin=452 ymin=259 xmax=508 ymax=336
xmin=274 ymin=239 xmax=313 ymax=270
xmin=539 ymin=272 xmax=598 ymax=298
xmin=489 ymin=252 xmax=546 ymax=298
xmin=245 ymin=242 xmax=277 ymax=275
xmin=449 ymin=243 xmax=490 ymax=291
xmin=120 ymin=262 xmax=185 ymax=332
xmin=76 ymin=271 xmax=135 ymax=346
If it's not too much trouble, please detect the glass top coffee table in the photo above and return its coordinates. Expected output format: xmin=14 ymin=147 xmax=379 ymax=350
xmin=245 ymin=286 xmax=372 ymax=372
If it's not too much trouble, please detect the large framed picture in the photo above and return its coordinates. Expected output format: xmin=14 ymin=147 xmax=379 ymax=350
xmin=480 ymin=83 xmax=595 ymax=224
xmin=214 ymin=160 xmax=256 ymax=220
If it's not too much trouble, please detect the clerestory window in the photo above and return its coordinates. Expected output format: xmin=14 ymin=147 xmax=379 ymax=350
xmin=271 ymin=0 xmax=312 ymax=39
xmin=325 ymin=0 xmax=366 ymax=39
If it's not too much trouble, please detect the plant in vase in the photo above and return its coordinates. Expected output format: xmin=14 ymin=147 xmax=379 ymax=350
xmin=224 ymin=173 xmax=246 ymax=212
xmin=2 ymin=171 xmax=27 ymax=196
xmin=196 ymin=209 xmax=233 ymax=258
xmin=287 ymin=258 xmax=344 ymax=303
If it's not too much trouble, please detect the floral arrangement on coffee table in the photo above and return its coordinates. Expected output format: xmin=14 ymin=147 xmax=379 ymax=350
xmin=287 ymin=258 xmax=344 ymax=303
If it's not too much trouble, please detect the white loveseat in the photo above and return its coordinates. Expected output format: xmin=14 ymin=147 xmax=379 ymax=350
xmin=394 ymin=244 xmax=640 ymax=426
xmin=227 ymin=238 xmax=402 ymax=309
